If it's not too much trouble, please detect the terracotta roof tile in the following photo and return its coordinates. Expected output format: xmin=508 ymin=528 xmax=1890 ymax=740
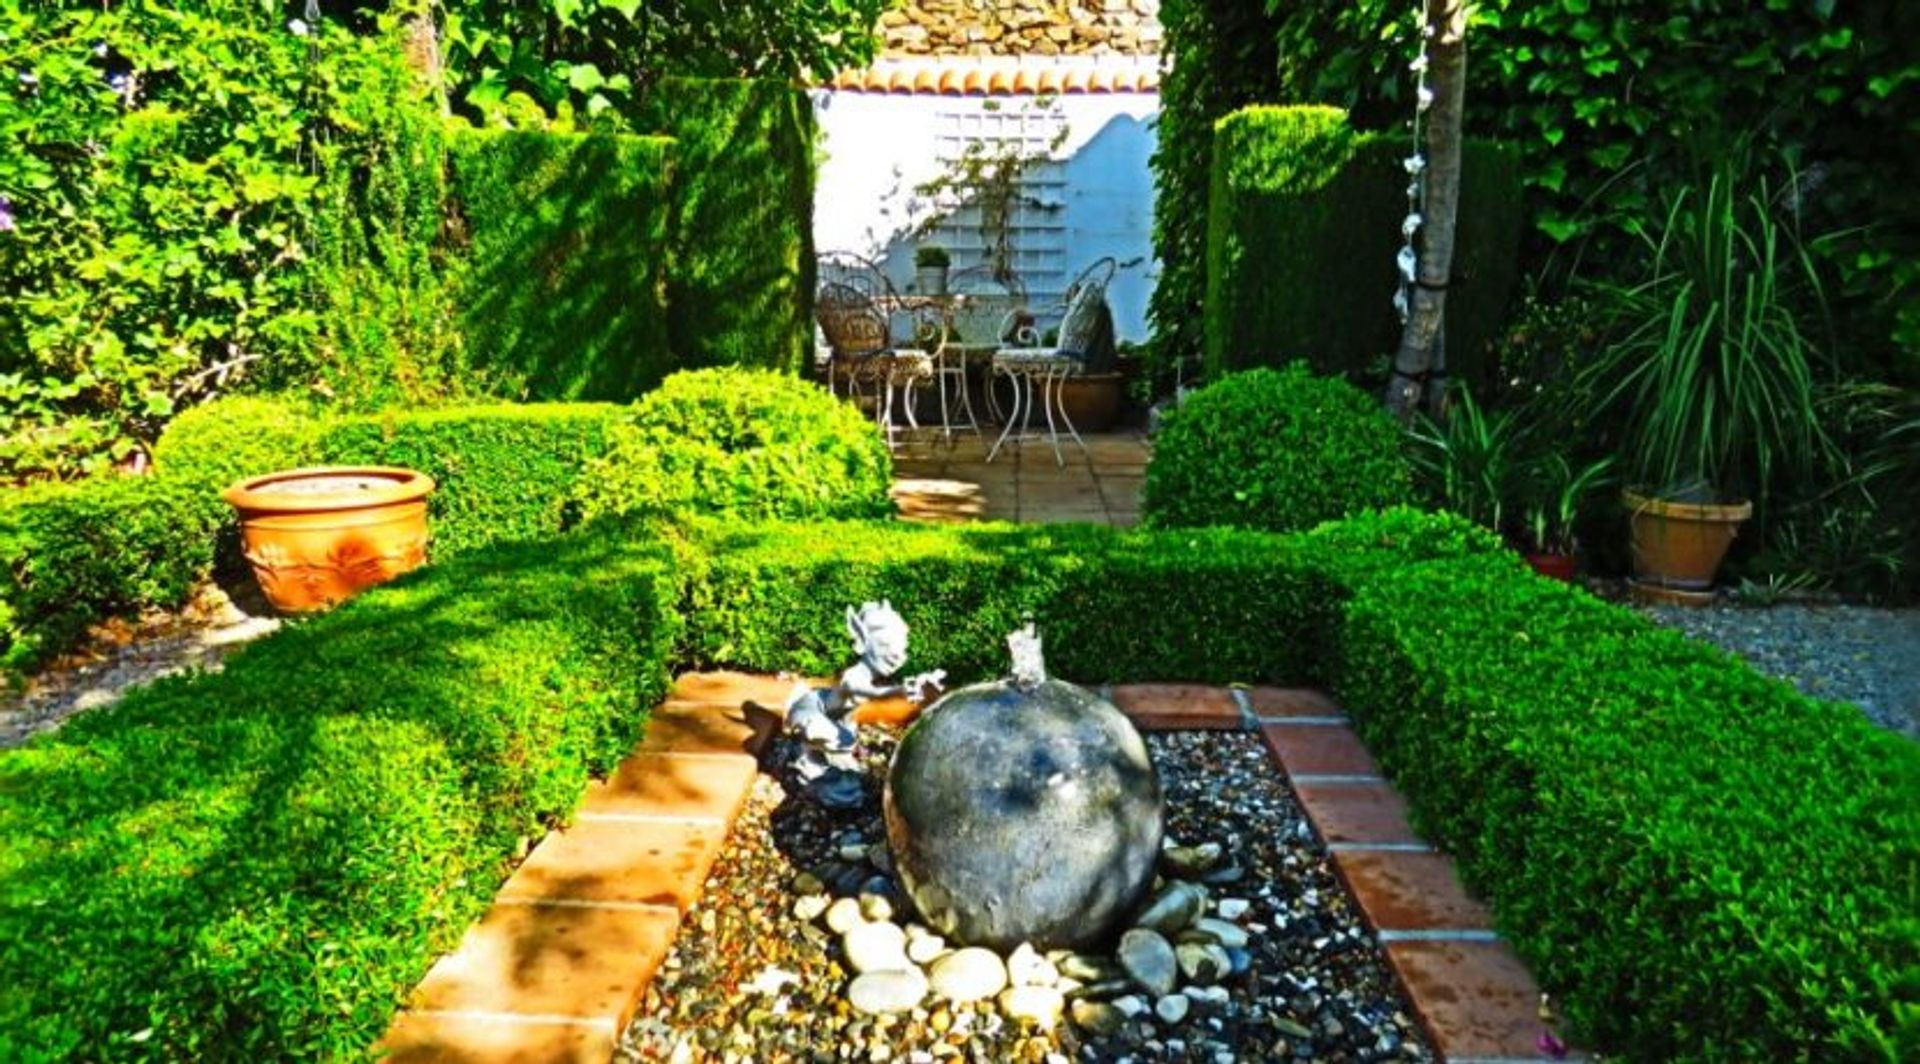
xmin=821 ymin=58 xmax=1158 ymax=97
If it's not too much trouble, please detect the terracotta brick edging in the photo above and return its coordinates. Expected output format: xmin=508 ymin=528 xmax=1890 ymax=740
xmin=378 ymin=675 xmax=1577 ymax=1062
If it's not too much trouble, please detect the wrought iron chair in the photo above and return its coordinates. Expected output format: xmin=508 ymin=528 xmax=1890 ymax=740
xmin=987 ymin=257 xmax=1117 ymax=465
xmin=936 ymin=265 xmax=1031 ymax=439
xmin=813 ymin=252 xmax=941 ymax=448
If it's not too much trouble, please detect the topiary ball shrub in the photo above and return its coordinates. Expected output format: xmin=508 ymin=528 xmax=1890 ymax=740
xmin=572 ymin=368 xmax=893 ymax=522
xmin=1144 ymin=364 xmax=1412 ymax=533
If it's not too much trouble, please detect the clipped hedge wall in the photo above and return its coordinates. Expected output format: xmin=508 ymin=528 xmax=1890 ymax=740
xmin=447 ymin=131 xmax=678 ymax=402
xmin=1204 ymin=106 xmax=1524 ymax=385
xmin=0 ymin=477 xmax=214 ymax=678
xmin=1143 ymin=365 xmax=1415 ymax=534
xmin=634 ymin=78 xmax=816 ymax=373
xmin=0 ymin=524 xmax=683 ymax=1061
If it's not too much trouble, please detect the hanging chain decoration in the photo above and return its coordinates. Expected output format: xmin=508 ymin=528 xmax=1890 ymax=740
xmin=1394 ymin=8 xmax=1434 ymax=324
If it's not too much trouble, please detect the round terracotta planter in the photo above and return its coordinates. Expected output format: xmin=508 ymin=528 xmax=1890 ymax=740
xmin=223 ymin=466 xmax=436 ymax=613
xmin=1058 ymin=372 xmax=1124 ymax=433
xmin=1622 ymin=489 xmax=1752 ymax=595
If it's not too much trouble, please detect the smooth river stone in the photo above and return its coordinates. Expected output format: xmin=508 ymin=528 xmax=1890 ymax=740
xmin=1117 ymin=928 xmax=1178 ymax=997
xmin=843 ymin=921 xmax=910 ymax=974
xmin=927 ymin=946 xmax=1008 ymax=1003
xmin=885 ymin=678 xmax=1164 ymax=951
xmin=847 ymin=968 xmax=929 ymax=1015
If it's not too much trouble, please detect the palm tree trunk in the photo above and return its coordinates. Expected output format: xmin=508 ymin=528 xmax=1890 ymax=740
xmin=1387 ymin=0 xmax=1467 ymax=422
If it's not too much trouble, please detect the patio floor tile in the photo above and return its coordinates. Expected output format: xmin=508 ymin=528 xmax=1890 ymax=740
xmin=668 ymin=671 xmax=798 ymax=709
xmin=1292 ymin=780 xmax=1422 ymax=845
xmin=1260 ymin=722 xmax=1383 ymax=777
xmin=1386 ymin=939 xmax=1565 ymax=1061
xmin=1332 ymin=849 xmax=1495 ymax=932
xmin=1110 ymin=684 xmax=1242 ymax=731
xmin=377 ymin=1012 xmax=618 ymax=1064
xmin=578 ymin=752 xmax=758 ymax=823
xmin=497 ymin=819 xmax=728 ymax=912
xmin=638 ymin=702 xmax=778 ymax=757
xmin=407 ymin=900 xmax=676 ymax=1025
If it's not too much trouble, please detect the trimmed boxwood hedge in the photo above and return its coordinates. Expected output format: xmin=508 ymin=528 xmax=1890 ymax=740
xmin=0 ymin=524 xmax=683 ymax=1061
xmin=3 ymin=507 xmax=1915 ymax=1060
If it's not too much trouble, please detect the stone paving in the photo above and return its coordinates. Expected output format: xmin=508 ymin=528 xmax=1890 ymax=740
xmin=379 ymin=674 xmax=1575 ymax=1062
xmin=889 ymin=428 xmax=1148 ymax=526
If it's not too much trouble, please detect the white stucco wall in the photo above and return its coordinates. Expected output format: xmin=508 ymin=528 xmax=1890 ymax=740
xmin=811 ymin=88 xmax=1161 ymax=341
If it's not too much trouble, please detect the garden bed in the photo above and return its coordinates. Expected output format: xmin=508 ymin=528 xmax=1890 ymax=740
xmin=620 ymin=727 xmax=1430 ymax=1063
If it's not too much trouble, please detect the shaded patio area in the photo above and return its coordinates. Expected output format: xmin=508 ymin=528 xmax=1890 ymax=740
xmin=889 ymin=429 xmax=1148 ymax=526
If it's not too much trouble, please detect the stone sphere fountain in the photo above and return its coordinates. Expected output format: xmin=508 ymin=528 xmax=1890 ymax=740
xmin=883 ymin=626 xmax=1163 ymax=951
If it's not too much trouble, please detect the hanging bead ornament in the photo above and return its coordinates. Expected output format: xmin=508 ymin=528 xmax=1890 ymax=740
xmin=1396 ymin=12 xmax=1434 ymax=323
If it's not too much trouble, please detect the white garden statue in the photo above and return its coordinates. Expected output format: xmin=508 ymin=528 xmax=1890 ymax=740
xmin=785 ymin=602 xmax=945 ymax=807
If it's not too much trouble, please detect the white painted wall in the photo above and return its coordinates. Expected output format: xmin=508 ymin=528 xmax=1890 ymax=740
xmin=811 ymin=88 xmax=1161 ymax=341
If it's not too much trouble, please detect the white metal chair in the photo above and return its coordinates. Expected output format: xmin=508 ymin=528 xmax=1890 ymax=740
xmin=987 ymin=258 xmax=1116 ymax=465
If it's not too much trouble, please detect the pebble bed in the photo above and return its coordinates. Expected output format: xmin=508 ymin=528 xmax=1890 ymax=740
xmin=1639 ymin=602 xmax=1920 ymax=739
xmin=619 ymin=728 xmax=1431 ymax=1063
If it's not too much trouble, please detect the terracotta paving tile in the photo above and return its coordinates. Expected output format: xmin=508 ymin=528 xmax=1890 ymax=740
xmin=407 ymin=901 xmax=677 ymax=1025
xmin=668 ymin=671 xmax=797 ymax=710
xmin=498 ymin=819 xmax=728 ymax=912
xmin=1332 ymin=849 xmax=1495 ymax=933
xmin=1245 ymin=686 xmax=1344 ymax=719
xmin=1260 ymin=722 xmax=1382 ymax=777
xmin=377 ymin=1013 xmax=617 ymax=1064
xmin=1386 ymin=939 xmax=1560 ymax=1061
xmin=640 ymin=702 xmax=779 ymax=757
xmin=579 ymin=752 xmax=758 ymax=823
xmin=1110 ymin=684 xmax=1242 ymax=731
xmin=1292 ymin=780 xmax=1422 ymax=845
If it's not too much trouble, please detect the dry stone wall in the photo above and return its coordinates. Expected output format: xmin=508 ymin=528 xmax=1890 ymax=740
xmin=879 ymin=0 xmax=1162 ymax=57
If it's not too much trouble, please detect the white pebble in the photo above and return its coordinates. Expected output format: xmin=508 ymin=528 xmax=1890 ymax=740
xmin=1154 ymin=994 xmax=1190 ymax=1024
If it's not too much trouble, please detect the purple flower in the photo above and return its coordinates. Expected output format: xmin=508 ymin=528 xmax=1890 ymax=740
xmin=0 ymin=197 xmax=15 ymax=233
xmin=1537 ymin=1031 xmax=1569 ymax=1060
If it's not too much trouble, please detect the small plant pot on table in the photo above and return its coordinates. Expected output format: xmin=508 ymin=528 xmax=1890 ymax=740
xmin=223 ymin=466 xmax=436 ymax=613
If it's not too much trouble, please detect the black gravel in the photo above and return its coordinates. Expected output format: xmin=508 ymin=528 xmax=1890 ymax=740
xmin=1640 ymin=603 xmax=1920 ymax=739
xmin=618 ymin=728 xmax=1432 ymax=1063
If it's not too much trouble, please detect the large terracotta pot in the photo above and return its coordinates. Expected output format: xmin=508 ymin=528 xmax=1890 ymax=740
xmin=1058 ymin=372 xmax=1124 ymax=433
xmin=1623 ymin=489 xmax=1752 ymax=600
xmin=223 ymin=466 xmax=435 ymax=613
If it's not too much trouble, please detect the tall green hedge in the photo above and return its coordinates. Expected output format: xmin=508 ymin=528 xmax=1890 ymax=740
xmin=1204 ymin=106 xmax=1523 ymax=385
xmin=633 ymin=77 xmax=816 ymax=373
xmin=447 ymin=131 xmax=678 ymax=401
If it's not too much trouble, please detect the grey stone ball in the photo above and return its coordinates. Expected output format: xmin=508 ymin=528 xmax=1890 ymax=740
xmin=883 ymin=678 xmax=1163 ymax=951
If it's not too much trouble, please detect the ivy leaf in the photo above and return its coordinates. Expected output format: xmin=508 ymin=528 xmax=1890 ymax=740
xmin=598 ymin=0 xmax=642 ymax=19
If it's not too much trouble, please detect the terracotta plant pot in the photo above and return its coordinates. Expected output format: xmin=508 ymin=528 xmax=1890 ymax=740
xmin=1524 ymin=552 xmax=1578 ymax=583
xmin=223 ymin=466 xmax=436 ymax=613
xmin=1058 ymin=372 xmax=1124 ymax=433
xmin=1622 ymin=489 xmax=1752 ymax=598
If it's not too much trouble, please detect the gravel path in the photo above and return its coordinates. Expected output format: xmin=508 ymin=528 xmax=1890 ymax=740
xmin=620 ymin=729 xmax=1430 ymax=1063
xmin=0 ymin=585 xmax=278 ymax=750
xmin=1639 ymin=603 xmax=1920 ymax=739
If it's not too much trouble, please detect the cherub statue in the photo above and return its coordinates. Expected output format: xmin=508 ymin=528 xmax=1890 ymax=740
xmin=786 ymin=602 xmax=946 ymax=805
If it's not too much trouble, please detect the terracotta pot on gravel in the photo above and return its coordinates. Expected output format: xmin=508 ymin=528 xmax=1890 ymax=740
xmin=1623 ymin=489 xmax=1752 ymax=605
xmin=223 ymin=466 xmax=436 ymax=613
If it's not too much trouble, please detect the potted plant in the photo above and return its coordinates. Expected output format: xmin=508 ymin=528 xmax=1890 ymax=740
xmin=1518 ymin=453 xmax=1616 ymax=582
xmin=914 ymin=244 xmax=951 ymax=296
xmin=223 ymin=466 xmax=436 ymax=613
xmin=1582 ymin=160 xmax=1830 ymax=603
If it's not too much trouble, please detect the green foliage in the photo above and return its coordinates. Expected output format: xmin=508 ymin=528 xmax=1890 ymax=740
xmin=1143 ymin=365 xmax=1414 ymax=533
xmin=447 ymin=130 xmax=677 ymax=400
xmin=634 ymin=78 xmax=817 ymax=373
xmin=1147 ymin=0 xmax=1282 ymax=389
xmin=0 ymin=526 xmax=682 ymax=1060
xmin=1252 ymin=0 xmax=1920 ymax=378
xmin=440 ymin=0 xmax=888 ymax=125
xmin=150 ymin=396 xmax=322 ymax=522
xmin=682 ymin=520 xmax=1334 ymax=686
xmin=1578 ymin=165 xmax=1832 ymax=504
xmin=1203 ymin=106 xmax=1524 ymax=386
xmin=1332 ymin=558 xmax=1920 ymax=1060
xmin=572 ymin=369 xmax=892 ymax=523
xmin=315 ymin=403 xmax=627 ymax=555
xmin=0 ymin=7 xmax=436 ymax=479
xmin=0 ymin=476 xmax=213 ymax=678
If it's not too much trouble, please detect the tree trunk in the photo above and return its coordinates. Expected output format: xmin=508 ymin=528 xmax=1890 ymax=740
xmin=1386 ymin=0 xmax=1467 ymax=422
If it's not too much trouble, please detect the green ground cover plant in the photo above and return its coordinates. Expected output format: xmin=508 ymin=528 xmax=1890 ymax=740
xmin=1204 ymin=106 xmax=1523 ymax=386
xmin=5 ymin=508 xmax=1912 ymax=1059
xmin=1143 ymin=365 xmax=1414 ymax=533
